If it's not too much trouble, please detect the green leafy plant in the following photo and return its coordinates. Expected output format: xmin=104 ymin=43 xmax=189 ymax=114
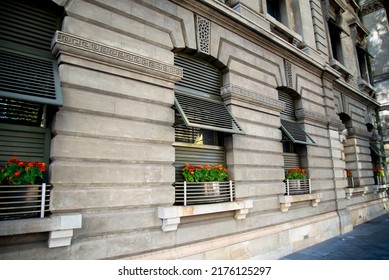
xmin=285 ymin=168 xmax=307 ymax=180
xmin=0 ymin=158 xmax=46 ymax=185
xmin=373 ymin=168 xmax=385 ymax=177
xmin=346 ymin=169 xmax=353 ymax=178
xmin=181 ymin=163 xmax=229 ymax=182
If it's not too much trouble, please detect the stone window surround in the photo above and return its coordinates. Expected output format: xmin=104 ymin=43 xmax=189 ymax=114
xmin=0 ymin=214 xmax=82 ymax=248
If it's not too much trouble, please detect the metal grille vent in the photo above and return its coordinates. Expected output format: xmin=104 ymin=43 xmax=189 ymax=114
xmin=281 ymin=119 xmax=316 ymax=145
xmin=370 ymin=143 xmax=386 ymax=158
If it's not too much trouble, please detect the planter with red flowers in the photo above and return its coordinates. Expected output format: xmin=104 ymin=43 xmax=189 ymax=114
xmin=284 ymin=168 xmax=311 ymax=195
xmin=279 ymin=168 xmax=320 ymax=212
xmin=373 ymin=168 xmax=387 ymax=194
xmin=346 ymin=169 xmax=354 ymax=188
xmin=175 ymin=163 xmax=234 ymax=206
xmin=0 ymin=158 xmax=51 ymax=221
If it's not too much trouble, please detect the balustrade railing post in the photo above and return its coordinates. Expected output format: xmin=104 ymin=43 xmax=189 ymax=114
xmin=40 ymin=183 xmax=46 ymax=218
xmin=184 ymin=181 xmax=187 ymax=206
xmin=229 ymin=180 xmax=233 ymax=201
xmin=286 ymin=179 xmax=290 ymax=195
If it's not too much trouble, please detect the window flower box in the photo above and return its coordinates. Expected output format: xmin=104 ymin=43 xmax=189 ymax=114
xmin=373 ymin=169 xmax=386 ymax=186
xmin=285 ymin=179 xmax=311 ymax=195
xmin=0 ymin=158 xmax=51 ymax=221
xmin=346 ymin=169 xmax=354 ymax=188
xmin=284 ymin=168 xmax=310 ymax=195
xmin=0 ymin=183 xmax=51 ymax=221
xmin=177 ymin=163 xmax=234 ymax=205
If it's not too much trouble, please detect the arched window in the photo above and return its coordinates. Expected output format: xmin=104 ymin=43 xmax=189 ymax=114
xmin=173 ymin=54 xmax=244 ymax=204
xmin=279 ymin=91 xmax=315 ymax=171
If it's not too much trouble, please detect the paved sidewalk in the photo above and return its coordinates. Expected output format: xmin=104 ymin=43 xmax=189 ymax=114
xmin=280 ymin=213 xmax=389 ymax=260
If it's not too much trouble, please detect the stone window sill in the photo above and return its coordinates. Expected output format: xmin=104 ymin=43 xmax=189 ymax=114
xmin=267 ymin=15 xmax=305 ymax=48
xmin=278 ymin=193 xmax=321 ymax=212
xmin=158 ymin=199 xmax=253 ymax=231
xmin=0 ymin=214 xmax=82 ymax=248
xmin=373 ymin=185 xmax=388 ymax=194
xmin=329 ymin=59 xmax=354 ymax=79
xmin=345 ymin=186 xmax=368 ymax=199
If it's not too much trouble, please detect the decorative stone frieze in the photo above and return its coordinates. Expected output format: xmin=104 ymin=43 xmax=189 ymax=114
xmin=51 ymin=31 xmax=183 ymax=81
xmin=360 ymin=0 xmax=384 ymax=16
xmin=221 ymin=84 xmax=285 ymax=113
xmin=196 ymin=15 xmax=211 ymax=54
xmin=285 ymin=60 xmax=293 ymax=88
xmin=295 ymin=108 xmax=330 ymax=125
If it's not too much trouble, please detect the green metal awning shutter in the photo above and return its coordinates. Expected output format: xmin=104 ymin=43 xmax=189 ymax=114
xmin=175 ymin=92 xmax=244 ymax=134
xmin=0 ymin=49 xmax=62 ymax=105
xmin=281 ymin=119 xmax=316 ymax=145
xmin=0 ymin=0 xmax=62 ymax=105
xmin=370 ymin=143 xmax=386 ymax=158
xmin=356 ymin=43 xmax=374 ymax=58
xmin=174 ymin=54 xmax=244 ymax=134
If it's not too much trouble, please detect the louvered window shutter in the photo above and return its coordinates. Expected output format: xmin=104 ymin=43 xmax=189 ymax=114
xmin=0 ymin=0 xmax=62 ymax=105
xmin=283 ymin=153 xmax=301 ymax=170
xmin=279 ymin=91 xmax=296 ymax=120
xmin=281 ymin=119 xmax=316 ymax=145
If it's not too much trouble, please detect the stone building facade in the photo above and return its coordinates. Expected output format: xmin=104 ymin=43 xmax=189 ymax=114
xmin=360 ymin=0 xmax=389 ymax=160
xmin=0 ymin=0 xmax=388 ymax=259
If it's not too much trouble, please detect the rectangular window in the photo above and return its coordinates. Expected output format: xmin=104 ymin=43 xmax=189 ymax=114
xmin=328 ymin=20 xmax=344 ymax=63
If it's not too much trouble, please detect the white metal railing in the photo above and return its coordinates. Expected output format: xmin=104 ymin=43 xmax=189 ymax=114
xmin=374 ymin=176 xmax=387 ymax=186
xmin=285 ymin=179 xmax=311 ymax=195
xmin=347 ymin=177 xmax=354 ymax=188
xmin=0 ymin=183 xmax=51 ymax=221
xmin=175 ymin=180 xmax=235 ymax=206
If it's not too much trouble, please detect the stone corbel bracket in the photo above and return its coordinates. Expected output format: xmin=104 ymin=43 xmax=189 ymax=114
xmin=278 ymin=193 xmax=321 ymax=212
xmin=0 ymin=214 xmax=82 ymax=248
xmin=345 ymin=186 xmax=368 ymax=199
xmin=158 ymin=200 xmax=253 ymax=232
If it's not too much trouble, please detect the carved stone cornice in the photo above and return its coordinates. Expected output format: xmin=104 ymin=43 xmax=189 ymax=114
xmin=221 ymin=84 xmax=285 ymax=113
xmin=360 ymin=0 xmax=384 ymax=16
xmin=51 ymin=31 xmax=183 ymax=82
